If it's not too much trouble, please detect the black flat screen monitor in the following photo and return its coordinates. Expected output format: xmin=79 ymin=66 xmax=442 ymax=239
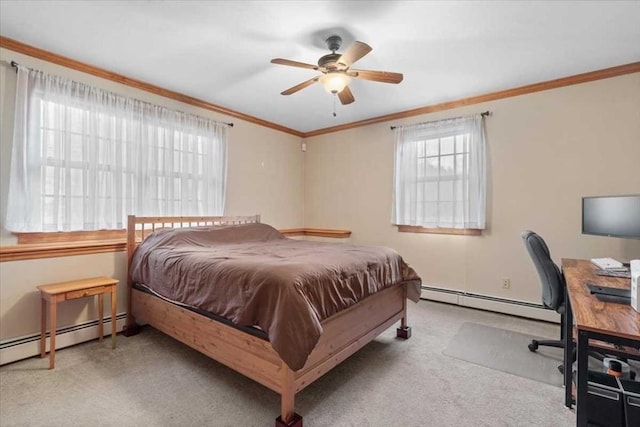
xmin=582 ymin=195 xmax=640 ymax=239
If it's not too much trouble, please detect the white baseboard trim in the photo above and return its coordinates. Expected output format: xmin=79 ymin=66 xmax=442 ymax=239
xmin=3 ymin=288 xmax=558 ymax=365
xmin=0 ymin=313 xmax=127 ymax=366
xmin=421 ymin=287 xmax=560 ymax=323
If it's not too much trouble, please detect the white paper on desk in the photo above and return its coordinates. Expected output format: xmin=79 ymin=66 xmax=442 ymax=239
xmin=631 ymin=259 xmax=639 ymax=312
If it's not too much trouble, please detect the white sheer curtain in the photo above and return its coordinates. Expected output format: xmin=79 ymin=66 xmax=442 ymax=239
xmin=392 ymin=114 xmax=486 ymax=229
xmin=6 ymin=66 xmax=228 ymax=232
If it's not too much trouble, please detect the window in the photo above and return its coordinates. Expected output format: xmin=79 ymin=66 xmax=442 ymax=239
xmin=6 ymin=66 xmax=228 ymax=232
xmin=392 ymin=114 xmax=486 ymax=231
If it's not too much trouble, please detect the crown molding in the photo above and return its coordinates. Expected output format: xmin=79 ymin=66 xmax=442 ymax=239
xmin=302 ymin=62 xmax=640 ymax=138
xmin=2 ymin=35 xmax=638 ymax=140
xmin=0 ymin=36 xmax=305 ymax=138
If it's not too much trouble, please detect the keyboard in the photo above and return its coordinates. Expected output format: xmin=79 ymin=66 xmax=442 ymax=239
xmin=590 ymin=257 xmax=625 ymax=270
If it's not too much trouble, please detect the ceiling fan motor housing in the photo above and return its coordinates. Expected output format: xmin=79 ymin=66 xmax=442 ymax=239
xmin=326 ymin=35 xmax=342 ymax=52
xmin=318 ymin=53 xmax=342 ymax=71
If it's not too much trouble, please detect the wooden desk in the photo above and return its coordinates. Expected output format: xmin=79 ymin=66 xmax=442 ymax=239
xmin=38 ymin=276 xmax=118 ymax=369
xmin=562 ymin=259 xmax=640 ymax=427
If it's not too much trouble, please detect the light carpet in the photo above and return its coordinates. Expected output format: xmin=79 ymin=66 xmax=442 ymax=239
xmin=0 ymin=301 xmax=576 ymax=427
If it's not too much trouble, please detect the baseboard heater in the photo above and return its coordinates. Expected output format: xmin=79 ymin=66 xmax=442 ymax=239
xmin=0 ymin=313 xmax=127 ymax=366
xmin=420 ymin=286 xmax=560 ymax=323
xmin=2 ymin=288 xmax=557 ymax=365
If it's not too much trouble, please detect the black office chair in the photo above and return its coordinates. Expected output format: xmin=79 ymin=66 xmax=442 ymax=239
xmin=522 ymin=231 xmax=633 ymax=382
xmin=521 ymin=231 xmax=567 ymax=353
xmin=521 ymin=231 xmax=609 ymax=374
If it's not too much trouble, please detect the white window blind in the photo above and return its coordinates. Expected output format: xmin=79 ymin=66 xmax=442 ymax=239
xmin=6 ymin=66 xmax=228 ymax=232
xmin=392 ymin=114 xmax=486 ymax=229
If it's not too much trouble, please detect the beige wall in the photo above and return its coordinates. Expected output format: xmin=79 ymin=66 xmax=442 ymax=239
xmin=0 ymin=47 xmax=304 ymax=343
xmin=304 ymin=73 xmax=640 ymax=304
xmin=1 ymin=44 xmax=639 ymax=350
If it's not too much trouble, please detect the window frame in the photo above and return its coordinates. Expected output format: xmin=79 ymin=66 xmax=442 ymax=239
xmin=393 ymin=115 xmax=486 ymax=235
xmin=36 ymin=97 xmax=220 ymax=231
xmin=6 ymin=67 xmax=228 ymax=235
xmin=414 ymin=132 xmax=470 ymax=227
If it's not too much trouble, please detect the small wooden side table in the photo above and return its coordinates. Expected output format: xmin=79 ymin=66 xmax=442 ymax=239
xmin=38 ymin=276 xmax=118 ymax=369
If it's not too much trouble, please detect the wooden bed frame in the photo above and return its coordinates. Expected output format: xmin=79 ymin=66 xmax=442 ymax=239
xmin=124 ymin=215 xmax=411 ymax=427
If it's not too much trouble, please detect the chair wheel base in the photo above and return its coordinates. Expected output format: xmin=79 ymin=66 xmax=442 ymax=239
xmin=528 ymin=341 xmax=538 ymax=352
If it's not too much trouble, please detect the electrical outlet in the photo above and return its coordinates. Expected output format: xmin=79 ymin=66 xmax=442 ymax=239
xmin=502 ymin=278 xmax=511 ymax=289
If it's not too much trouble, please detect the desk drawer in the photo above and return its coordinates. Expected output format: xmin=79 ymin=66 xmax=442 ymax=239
xmin=65 ymin=286 xmax=109 ymax=300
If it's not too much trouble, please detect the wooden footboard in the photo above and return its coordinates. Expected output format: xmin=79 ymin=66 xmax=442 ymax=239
xmin=131 ymin=283 xmax=406 ymax=425
xmin=125 ymin=215 xmax=410 ymax=426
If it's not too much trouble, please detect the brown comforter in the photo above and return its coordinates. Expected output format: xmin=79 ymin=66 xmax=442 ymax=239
xmin=129 ymin=223 xmax=421 ymax=371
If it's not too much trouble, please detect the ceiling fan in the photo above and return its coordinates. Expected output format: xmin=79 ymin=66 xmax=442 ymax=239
xmin=271 ymin=35 xmax=403 ymax=105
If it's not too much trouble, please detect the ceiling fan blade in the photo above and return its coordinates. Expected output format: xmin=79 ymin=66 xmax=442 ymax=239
xmin=271 ymin=58 xmax=319 ymax=70
xmin=337 ymin=41 xmax=372 ymax=67
xmin=281 ymin=77 xmax=319 ymax=95
xmin=338 ymin=86 xmax=355 ymax=105
xmin=350 ymin=69 xmax=404 ymax=84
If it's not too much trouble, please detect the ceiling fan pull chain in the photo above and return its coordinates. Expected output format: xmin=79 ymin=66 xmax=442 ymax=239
xmin=333 ymin=95 xmax=337 ymax=117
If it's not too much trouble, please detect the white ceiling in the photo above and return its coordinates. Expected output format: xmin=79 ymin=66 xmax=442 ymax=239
xmin=1 ymin=1 xmax=639 ymax=134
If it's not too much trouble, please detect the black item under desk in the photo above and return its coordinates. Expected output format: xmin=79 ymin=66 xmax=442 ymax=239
xmin=572 ymin=370 xmax=625 ymax=427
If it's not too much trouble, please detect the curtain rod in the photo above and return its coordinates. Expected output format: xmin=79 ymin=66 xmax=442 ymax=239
xmin=9 ymin=60 xmax=234 ymax=128
xmin=390 ymin=110 xmax=490 ymax=130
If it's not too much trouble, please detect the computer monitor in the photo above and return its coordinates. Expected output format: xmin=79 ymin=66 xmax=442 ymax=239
xmin=582 ymin=194 xmax=640 ymax=240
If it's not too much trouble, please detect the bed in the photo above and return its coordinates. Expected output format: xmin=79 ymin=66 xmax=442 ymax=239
xmin=125 ymin=215 xmax=421 ymax=426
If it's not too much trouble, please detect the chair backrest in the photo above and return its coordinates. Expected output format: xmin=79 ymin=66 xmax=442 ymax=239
xmin=521 ymin=230 xmax=565 ymax=312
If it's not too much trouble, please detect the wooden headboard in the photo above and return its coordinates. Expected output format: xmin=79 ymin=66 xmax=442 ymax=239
xmin=126 ymin=214 xmax=260 ymax=278
xmin=125 ymin=214 xmax=261 ymax=323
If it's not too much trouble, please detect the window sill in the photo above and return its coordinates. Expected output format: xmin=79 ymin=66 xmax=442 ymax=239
xmin=0 ymin=239 xmax=127 ymax=262
xmin=396 ymin=225 xmax=482 ymax=236
xmin=14 ymin=229 xmax=127 ymax=244
xmin=279 ymin=228 xmax=352 ymax=238
xmin=1 ymin=228 xmax=352 ymax=262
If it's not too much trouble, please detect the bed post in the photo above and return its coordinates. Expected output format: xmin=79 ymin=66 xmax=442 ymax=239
xmin=396 ymin=283 xmax=412 ymax=339
xmin=123 ymin=214 xmax=140 ymax=337
xmin=275 ymin=365 xmax=303 ymax=427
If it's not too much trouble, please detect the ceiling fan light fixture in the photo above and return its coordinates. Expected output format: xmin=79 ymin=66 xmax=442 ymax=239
xmin=272 ymin=38 xmax=402 ymax=105
xmin=319 ymin=72 xmax=351 ymax=94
